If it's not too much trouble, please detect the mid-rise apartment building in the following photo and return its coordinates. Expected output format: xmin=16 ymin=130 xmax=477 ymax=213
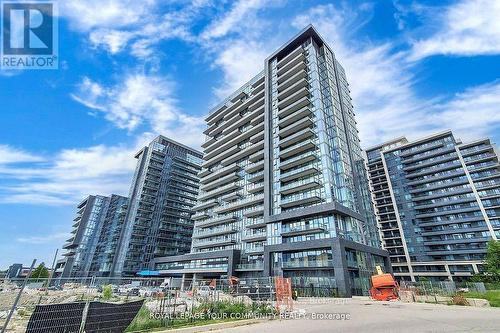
xmin=59 ymin=194 xmax=128 ymax=278
xmin=112 ymin=135 xmax=203 ymax=277
xmin=89 ymin=194 xmax=129 ymax=276
xmin=154 ymin=25 xmax=390 ymax=297
xmin=366 ymin=131 xmax=500 ymax=282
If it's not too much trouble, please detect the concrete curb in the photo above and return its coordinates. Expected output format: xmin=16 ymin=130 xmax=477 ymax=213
xmin=153 ymin=319 xmax=264 ymax=333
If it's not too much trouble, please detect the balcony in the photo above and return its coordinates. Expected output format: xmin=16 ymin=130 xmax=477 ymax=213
xmin=279 ymin=116 xmax=313 ymax=140
xmin=277 ymin=95 xmax=310 ymax=119
xmin=204 ymin=130 xmax=240 ymax=154
xmin=248 ymin=182 xmax=264 ymax=194
xmin=250 ymin=130 xmax=264 ymax=144
xmin=277 ymin=87 xmax=310 ymax=111
xmin=215 ymin=194 xmax=264 ymax=214
xmin=248 ymin=170 xmax=265 ymax=183
xmin=402 ymin=146 xmax=457 ymax=164
xmin=403 ymin=154 xmax=458 ymax=172
xmin=196 ymin=215 xmax=238 ymax=228
xmin=242 ymin=230 xmax=267 ymax=241
xmin=280 ymin=151 xmax=317 ymax=171
xmin=400 ymin=141 xmax=445 ymax=158
xmin=244 ymin=205 xmax=264 ymax=217
xmin=192 ymin=236 xmax=237 ymax=248
xmin=280 ymin=177 xmax=321 ymax=195
xmin=277 ymin=77 xmax=308 ymax=102
xmin=192 ymin=199 xmax=219 ymax=211
xmin=279 ymin=139 xmax=317 ymax=159
xmin=280 ymin=164 xmax=319 ymax=182
xmin=277 ymin=61 xmax=307 ymax=84
xmin=278 ymin=69 xmax=308 ymax=92
xmin=235 ymin=262 xmax=264 ymax=271
xmin=281 ymin=192 xmax=322 ymax=208
xmin=200 ymin=172 xmax=240 ymax=192
xmin=207 ymin=122 xmax=263 ymax=157
xmin=200 ymin=164 xmax=240 ymax=184
xmin=278 ymin=106 xmax=313 ymax=128
xmin=249 ymin=151 xmax=264 ymax=163
xmin=279 ymin=128 xmax=315 ymax=149
xmin=221 ymin=192 xmax=243 ymax=202
xmin=281 ymin=224 xmax=327 ymax=237
xmin=198 ymin=183 xmax=241 ymax=201
xmin=191 ymin=212 xmax=211 ymax=221
xmin=193 ymin=226 xmax=238 ymax=239
xmin=278 ymin=54 xmax=306 ymax=78
xmin=277 ymin=47 xmax=305 ymax=70
xmin=203 ymin=145 xmax=240 ymax=167
xmin=282 ymin=260 xmax=333 ymax=269
xmin=245 ymin=246 xmax=265 ymax=254
xmin=246 ymin=160 xmax=264 ymax=173
xmin=221 ymin=142 xmax=264 ymax=166
xmin=245 ymin=218 xmax=266 ymax=228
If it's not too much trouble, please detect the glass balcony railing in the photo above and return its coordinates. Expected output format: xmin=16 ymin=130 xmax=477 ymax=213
xmin=236 ymin=262 xmax=264 ymax=270
xmin=282 ymin=260 xmax=333 ymax=269
xmin=245 ymin=246 xmax=264 ymax=253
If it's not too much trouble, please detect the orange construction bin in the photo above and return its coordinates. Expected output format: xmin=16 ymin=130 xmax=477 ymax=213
xmin=371 ymin=273 xmax=397 ymax=288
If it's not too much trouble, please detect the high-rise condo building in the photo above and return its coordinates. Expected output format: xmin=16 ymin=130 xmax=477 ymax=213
xmin=366 ymin=131 xmax=500 ymax=282
xmin=112 ymin=135 xmax=203 ymax=277
xmin=59 ymin=194 xmax=128 ymax=278
xmin=154 ymin=25 xmax=391 ymax=297
xmin=90 ymin=194 xmax=129 ymax=276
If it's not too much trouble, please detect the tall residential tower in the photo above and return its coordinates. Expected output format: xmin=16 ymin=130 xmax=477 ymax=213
xmin=113 ymin=136 xmax=203 ymax=276
xmin=366 ymin=131 xmax=499 ymax=282
xmin=59 ymin=194 xmax=128 ymax=279
xmin=154 ymin=26 xmax=390 ymax=297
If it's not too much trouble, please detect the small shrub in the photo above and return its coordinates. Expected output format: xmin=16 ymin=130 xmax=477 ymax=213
xmin=102 ymin=284 xmax=113 ymax=300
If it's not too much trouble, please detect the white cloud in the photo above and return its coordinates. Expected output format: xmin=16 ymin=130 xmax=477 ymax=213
xmin=211 ymin=39 xmax=269 ymax=99
xmin=291 ymin=4 xmax=500 ymax=147
xmin=0 ymin=145 xmax=44 ymax=164
xmin=89 ymin=29 xmax=135 ymax=54
xmin=198 ymin=0 xmax=281 ymax=100
xmin=60 ymin=0 xmax=157 ymax=31
xmin=71 ymin=73 xmax=205 ymax=148
xmin=64 ymin=0 xmax=211 ymax=60
xmin=429 ymin=81 xmax=500 ymax=140
xmin=200 ymin=0 xmax=266 ymax=40
xmin=17 ymin=232 xmax=69 ymax=244
xmin=291 ymin=4 xmax=433 ymax=146
xmin=409 ymin=0 xmax=500 ymax=60
xmin=0 ymin=136 xmax=155 ymax=205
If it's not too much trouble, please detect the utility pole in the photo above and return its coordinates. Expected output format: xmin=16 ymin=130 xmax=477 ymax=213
xmin=1 ymin=259 xmax=36 ymax=333
xmin=47 ymin=249 xmax=59 ymax=287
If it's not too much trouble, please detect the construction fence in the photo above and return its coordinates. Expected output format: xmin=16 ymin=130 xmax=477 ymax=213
xmin=0 ymin=276 xmax=289 ymax=333
xmin=398 ymin=280 xmax=494 ymax=306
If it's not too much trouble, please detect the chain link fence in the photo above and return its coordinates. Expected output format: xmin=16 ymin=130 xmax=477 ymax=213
xmin=0 ymin=276 xmax=279 ymax=332
xmin=398 ymin=280 xmax=495 ymax=306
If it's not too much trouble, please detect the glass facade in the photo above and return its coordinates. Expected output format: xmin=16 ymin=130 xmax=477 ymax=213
xmin=113 ymin=136 xmax=203 ymax=276
xmin=89 ymin=195 xmax=128 ymax=276
xmin=154 ymin=26 xmax=389 ymax=297
xmin=60 ymin=194 xmax=128 ymax=279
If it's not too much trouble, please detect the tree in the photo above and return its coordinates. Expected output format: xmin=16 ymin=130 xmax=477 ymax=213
xmin=484 ymin=240 xmax=500 ymax=281
xmin=102 ymin=285 xmax=113 ymax=300
xmin=471 ymin=240 xmax=500 ymax=283
xmin=30 ymin=263 xmax=49 ymax=280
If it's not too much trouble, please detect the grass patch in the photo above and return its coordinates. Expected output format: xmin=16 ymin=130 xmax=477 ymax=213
xmin=464 ymin=290 xmax=500 ymax=307
xmin=126 ymin=301 xmax=276 ymax=332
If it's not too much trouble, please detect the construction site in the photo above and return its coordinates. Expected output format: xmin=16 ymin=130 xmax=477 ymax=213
xmin=0 ymin=271 xmax=499 ymax=333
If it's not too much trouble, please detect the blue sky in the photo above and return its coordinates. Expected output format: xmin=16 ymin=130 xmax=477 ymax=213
xmin=1 ymin=0 xmax=499 ymax=269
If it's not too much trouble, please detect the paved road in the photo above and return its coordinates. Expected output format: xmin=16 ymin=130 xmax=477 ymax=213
xmin=212 ymin=298 xmax=500 ymax=333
